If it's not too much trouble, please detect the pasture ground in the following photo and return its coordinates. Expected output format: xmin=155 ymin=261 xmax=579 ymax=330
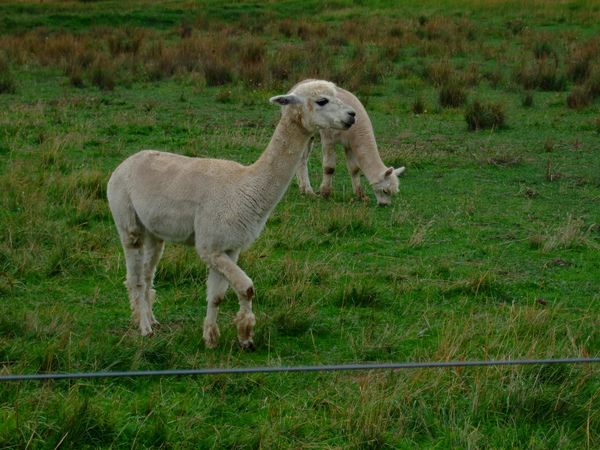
xmin=1 ymin=1 xmax=600 ymax=448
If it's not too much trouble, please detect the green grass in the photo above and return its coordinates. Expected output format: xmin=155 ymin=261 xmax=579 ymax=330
xmin=1 ymin=0 xmax=600 ymax=448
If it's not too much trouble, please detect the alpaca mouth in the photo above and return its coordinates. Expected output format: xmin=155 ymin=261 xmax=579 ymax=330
xmin=342 ymin=118 xmax=355 ymax=128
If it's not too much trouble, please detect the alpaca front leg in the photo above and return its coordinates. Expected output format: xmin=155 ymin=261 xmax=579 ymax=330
xmin=320 ymin=139 xmax=336 ymax=199
xmin=203 ymin=269 xmax=229 ymax=349
xmin=296 ymin=138 xmax=316 ymax=195
xmin=204 ymin=251 xmax=257 ymax=350
xmin=235 ymin=298 xmax=256 ymax=352
xmin=345 ymin=147 xmax=368 ymax=201
xmin=200 ymin=250 xmax=257 ymax=350
xmin=229 ymin=273 xmax=256 ymax=351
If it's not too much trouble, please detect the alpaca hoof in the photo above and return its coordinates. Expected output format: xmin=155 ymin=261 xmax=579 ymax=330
xmin=203 ymin=323 xmax=221 ymax=349
xmin=139 ymin=318 xmax=153 ymax=336
xmin=239 ymin=339 xmax=256 ymax=352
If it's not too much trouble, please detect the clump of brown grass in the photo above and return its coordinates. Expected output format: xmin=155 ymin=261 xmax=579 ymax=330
xmin=512 ymin=58 xmax=567 ymax=91
xmin=522 ymin=91 xmax=534 ymax=107
xmin=268 ymin=43 xmax=306 ymax=83
xmin=144 ymin=40 xmax=179 ymax=81
xmin=0 ymin=55 xmax=16 ymax=94
xmin=566 ymin=85 xmax=592 ymax=109
xmin=411 ymin=93 xmax=426 ymax=114
xmin=439 ymin=79 xmax=467 ymax=108
xmin=424 ymin=57 xmax=453 ymax=87
xmin=506 ymin=18 xmax=527 ymax=35
xmin=482 ymin=65 xmax=504 ymax=88
xmin=88 ymin=56 xmax=116 ymax=91
xmin=106 ymin=27 xmax=146 ymax=56
xmin=477 ymin=147 xmax=522 ymax=167
xmin=530 ymin=215 xmax=596 ymax=252
xmin=583 ymin=62 xmax=600 ymax=99
xmin=461 ymin=62 xmax=480 ymax=87
xmin=465 ymin=99 xmax=506 ymax=131
xmin=203 ymin=56 xmax=235 ymax=87
xmin=565 ymin=36 xmax=600 ymax=83
xmin=408 ymin=221 xmax=434 ymax=248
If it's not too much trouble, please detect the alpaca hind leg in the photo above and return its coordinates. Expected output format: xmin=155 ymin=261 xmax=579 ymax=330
xmin=345 ymin=147 xmax=367 ymax=201
xmin=203 ymin=268 xmax=229 ymax=349
xmin=320 ymin=138 xmax=336 ymax=199
xmin=142 ymin=233 xmax=164 ymax=327
xmin=201 ymin=250 xmax=256 ymax=351
xmin=122 ymin=238 xmax=153 ymax=336
xmin=295 ymin=137 xmax=316 ymax=195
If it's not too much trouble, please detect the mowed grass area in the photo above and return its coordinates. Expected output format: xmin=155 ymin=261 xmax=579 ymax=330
xmin=1 ymin=0 xmax=600 ymax=448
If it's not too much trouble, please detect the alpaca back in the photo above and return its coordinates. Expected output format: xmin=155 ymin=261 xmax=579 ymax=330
xmin=108 ymin=150 xmax=263 ymax=248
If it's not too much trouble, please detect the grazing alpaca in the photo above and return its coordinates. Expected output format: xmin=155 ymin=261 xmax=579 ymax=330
xmin=294 ymin=81 xmax=405 ymax=207
xmin=107 ymin=80 xmax=356 ymax=350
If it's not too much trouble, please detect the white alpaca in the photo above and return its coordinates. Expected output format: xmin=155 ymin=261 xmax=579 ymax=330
xmin=294 ymin=81 xmax=405 ymax=207
xmin=107 ymin=80 xmax=356 ymax=350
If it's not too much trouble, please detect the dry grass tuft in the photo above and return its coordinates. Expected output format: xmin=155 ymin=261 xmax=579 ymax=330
xmin=465 ymin=99 xmax=506 ymax=131
xmin=566 ymin=85 xmax=592 ymax=109
xmin=0 ymin=55 xmax=16 ymax=94
xmin=439 ymin=79 xmax=467 ymax=108
xmin=408 ymin=221 xmax=434 ymax=248
xmin=530 ymin=215 xmax=597 ymax=252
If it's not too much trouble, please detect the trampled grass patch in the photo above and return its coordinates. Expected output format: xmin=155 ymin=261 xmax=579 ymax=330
xmin=1 ymin=0 xmax=600 ymax=448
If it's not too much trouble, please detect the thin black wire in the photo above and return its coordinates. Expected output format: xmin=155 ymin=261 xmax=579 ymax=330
xmin=1 ymin=358 xmax=599 ymax=382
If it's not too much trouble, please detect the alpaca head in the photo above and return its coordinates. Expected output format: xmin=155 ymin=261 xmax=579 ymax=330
xmin=270 ymin=80 xmax=356 ymax=134
xmin=371 ymin=166 xmax=405 ymax=207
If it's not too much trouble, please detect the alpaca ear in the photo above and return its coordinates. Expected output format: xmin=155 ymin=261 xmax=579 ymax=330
xmin=270 ymin=94 xmax=303 ymax=106
xmin=384 ymin=166 xmax=406 ymax=178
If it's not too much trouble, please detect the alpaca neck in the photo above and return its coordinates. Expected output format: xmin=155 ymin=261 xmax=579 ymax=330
xmin=245 ymin=112 xmax=313 ymax=212
xmin=350 ymin=131 xmax=388 ymax=183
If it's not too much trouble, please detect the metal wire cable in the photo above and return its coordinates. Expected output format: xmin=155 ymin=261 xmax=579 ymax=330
xmin=2 ymin=358 xmax=600 ymax=382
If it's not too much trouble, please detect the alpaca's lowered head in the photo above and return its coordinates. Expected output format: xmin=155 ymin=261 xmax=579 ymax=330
xmin=371 ymin=166 xmax=406 ymax=207
xmin=270 ymin=80 xmax=356 ymax=134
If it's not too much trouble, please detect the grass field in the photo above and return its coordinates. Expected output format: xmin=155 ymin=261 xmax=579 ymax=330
xmin=1 ymin=0 xmax=600 ymax=448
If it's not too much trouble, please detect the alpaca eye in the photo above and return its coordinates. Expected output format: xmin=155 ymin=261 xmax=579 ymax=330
xmin=316 ymin=99 xmax=329 ymax=107
xmin=383 ymin=189 xmax=390 ymax=195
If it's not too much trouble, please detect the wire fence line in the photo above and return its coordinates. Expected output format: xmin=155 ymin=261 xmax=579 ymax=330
xmin=2 ymin=358 xmax=600 ymax=382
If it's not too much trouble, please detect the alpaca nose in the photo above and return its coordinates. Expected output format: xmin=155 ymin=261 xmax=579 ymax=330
xmin=346 ymin=110 xmax=356 ymax=124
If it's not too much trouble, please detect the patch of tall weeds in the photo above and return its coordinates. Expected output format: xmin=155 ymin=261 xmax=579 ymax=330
xmin=88 ymin=56 xmax=117 ymax=91
xmin=0 ymin=55 xmax=16 ymax=94
xmin=465 ymin=99 xmax=506 ymax=131
xmin=529 ymin=215 xmax=596 ymax=252
xmin=512 ymin=58 xmax=567 ymax=91
xmin=438 ymin=79 xmax=467 ymax=108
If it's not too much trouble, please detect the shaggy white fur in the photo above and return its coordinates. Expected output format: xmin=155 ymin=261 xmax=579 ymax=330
xmin=107 ymin=80 xmax=355 ymax=350
xmin=294 ymin=81 xmax=405 ymax=206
